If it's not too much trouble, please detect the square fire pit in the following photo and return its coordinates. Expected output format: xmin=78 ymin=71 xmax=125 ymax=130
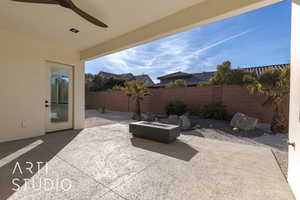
xmin=129 ymin=121 xmax=180 ymax=143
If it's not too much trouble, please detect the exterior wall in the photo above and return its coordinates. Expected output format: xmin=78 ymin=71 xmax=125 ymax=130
xmin=288 ymin=1 xmax=300 ymax=199
xmin=0 ymin=29 xmax=85 ymax=143
xmin=86 ymin=85 xmax=289 ymax=123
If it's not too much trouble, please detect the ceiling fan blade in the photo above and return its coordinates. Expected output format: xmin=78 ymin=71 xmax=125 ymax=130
xmin=11 ymin=0 xmax=58 ymax=4
xmin=69 ymin=1 xmax=108 ymax=28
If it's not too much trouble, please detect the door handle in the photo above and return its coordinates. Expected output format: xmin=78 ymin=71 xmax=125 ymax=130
xmin=45 ymin=105 xmax=49 ymax=108
xmin=287 ymin=141 xmax=295 ymax=148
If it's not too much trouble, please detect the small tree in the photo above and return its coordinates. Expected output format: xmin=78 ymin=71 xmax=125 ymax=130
xmin=85 ymin=74 xmax=126 ymax=92
xmin=165 ymin=79 xmax=187 ymax=88
xmin=247 ymin=66 xmax=290 ymax=133
xmin=209 ymin=61 xmax=232 ymax=85
xmin=120 ymin=81 xmax=151 ymax=120
xmin=197 ymin=61 xmax=254 ymax=86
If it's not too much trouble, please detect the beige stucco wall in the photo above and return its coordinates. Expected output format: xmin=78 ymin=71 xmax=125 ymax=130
xmin=288 ymin=1 xmax=300 ymax=199
xmin=0 ymin=29 xmax=84 ymax=143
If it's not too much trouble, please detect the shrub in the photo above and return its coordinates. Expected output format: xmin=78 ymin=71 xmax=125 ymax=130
xmin=199 ymin=102 xmax=229 ymax=120
xmin=112 ymin=85 xmax=122 ymax=91
xmin=164 ymin=100 xmax=187 ymax=115
xmin=165 ymin=79 xmax=187 ymax=88
xmin=197 ymin=61 xmax=256 ymax=86
xmin=98 ymin=105 xmax=106 ymax=114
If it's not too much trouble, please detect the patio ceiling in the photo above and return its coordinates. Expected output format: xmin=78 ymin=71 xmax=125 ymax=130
xmin=0 ymin=0 xmax=283 ymax=60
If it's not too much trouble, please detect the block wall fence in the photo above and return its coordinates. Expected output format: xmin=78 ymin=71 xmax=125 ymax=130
xmin=85 ymin=85 xmax=289 ymax=123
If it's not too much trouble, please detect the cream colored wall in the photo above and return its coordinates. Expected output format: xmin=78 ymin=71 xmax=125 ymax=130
xmin=0 ymin=29 xmax=84 ymax=143
xmin=288 ymin=1 xmax=300 ymax=199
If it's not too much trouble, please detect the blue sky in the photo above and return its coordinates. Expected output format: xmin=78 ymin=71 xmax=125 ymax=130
xmin=85 ymin=0 xmax=291 ymax=83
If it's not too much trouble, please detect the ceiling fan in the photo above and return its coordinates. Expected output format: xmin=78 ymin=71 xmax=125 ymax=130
xmin=11 ymin=0 xmax=108 ymax=28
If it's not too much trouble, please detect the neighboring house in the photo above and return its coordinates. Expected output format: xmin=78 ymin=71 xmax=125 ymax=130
xmin=151 ymin=64 xmax=289 ymax=88
xmin=98 ymin=71 xmax=154 ymax=85
xmin=134 ymin=75 xmax=155 ymax=85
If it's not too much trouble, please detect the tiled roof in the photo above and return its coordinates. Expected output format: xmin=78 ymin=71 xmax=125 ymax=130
xmin=193 ymin=72 xmax=215 ymax=83
xmin=134 ymin=75 xmax=154 ymax=85
xmin=242 ymin=64 xmax=289 ymax=76
xmin=158 ymin=72 xmax=192 ymax=80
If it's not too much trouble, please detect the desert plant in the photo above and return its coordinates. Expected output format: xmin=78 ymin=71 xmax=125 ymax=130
xmin=99 ymin=105 xmax=106 ymax=114
xmin=209 ymin=61 xmax=232 ymax=85
xmin=197 ymin=61 xmax=255 ymax=86
xmin=247 ymin=66 xmax=290 ymax=133
xmin=165 ymin=79 xmax=187 ymax=88
xmin=164 ymin=100 xmax=187 ymax=115
xmin=120 ymin=81 xmax=151 ymax=120
xmin=199 ymin=102 xmax=229 ymax=120
xmin=112 ymin=85 xmax=122 ymax=91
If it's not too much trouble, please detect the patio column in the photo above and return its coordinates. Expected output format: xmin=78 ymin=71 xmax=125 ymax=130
xmin=288 ymin=0 xmax=300 ymax=199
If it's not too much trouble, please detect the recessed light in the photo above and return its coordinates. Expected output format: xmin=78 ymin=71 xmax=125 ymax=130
xmin=69 ymin=28 xmax=79 ymax=33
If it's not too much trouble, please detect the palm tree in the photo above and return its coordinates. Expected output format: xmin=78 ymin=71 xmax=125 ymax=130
xmin=120 ymin=81 xmax=151 ymax=120
xmin=247 ymin=66 xmax=290 ymax=133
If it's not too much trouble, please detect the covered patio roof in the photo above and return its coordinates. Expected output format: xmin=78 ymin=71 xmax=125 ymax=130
xmin=0 ymin=0 xmax=282 ymax=60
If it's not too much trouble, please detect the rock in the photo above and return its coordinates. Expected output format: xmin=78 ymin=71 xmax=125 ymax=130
xmin=141 ymin=113 xmax=148 ymax=121
xmin=183 ymin=112 xmax=191 ymax=117
xmin=194 ymin=124 xmax=201 ymax=129
xmin=230 ymin=112 xmax=258 ymax=131
xmin=256 ymin=123 xmax=272 ymax=133
xmin=167 ymin=115 xmax=180 ymax=125
xmin=156 ymin=114 xmax=168 ymax=119
xmin=179 ymin=115 xmax=192 ymax=130
xmin=232 ymin=127 xmax=240 ymax=132
xmin=141 ymin=112 xmax=156 ymax=121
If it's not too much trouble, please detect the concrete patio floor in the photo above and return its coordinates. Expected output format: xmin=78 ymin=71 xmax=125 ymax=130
xmin=85 ymin=109 xmax=133 ymax=128
xmin=0 ymin=124 xmax=295 ymax=200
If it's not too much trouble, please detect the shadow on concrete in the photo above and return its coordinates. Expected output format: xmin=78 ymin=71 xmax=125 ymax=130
xmin=130 ymin=137 xmax=198 ymax=162
xmin=0 ymin=129 xmax=82 ymax=200
xmin=181 ymin=129 xmax=205 ymax=137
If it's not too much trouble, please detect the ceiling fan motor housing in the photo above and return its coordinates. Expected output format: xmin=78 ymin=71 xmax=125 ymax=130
xmin=57 ymin=0 xmax=71 ymax=8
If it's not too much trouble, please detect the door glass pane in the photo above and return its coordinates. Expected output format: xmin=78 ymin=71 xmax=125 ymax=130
xmin=50 ymin=67 xmax=70 ymax=123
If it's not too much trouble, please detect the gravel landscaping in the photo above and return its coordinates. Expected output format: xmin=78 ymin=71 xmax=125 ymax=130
xmin=182 ymin=117 xmax=289 ymax=177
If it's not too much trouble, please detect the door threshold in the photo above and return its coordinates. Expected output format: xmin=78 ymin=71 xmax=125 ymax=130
xmin=46 ymin=128 xmax=74 ymax=134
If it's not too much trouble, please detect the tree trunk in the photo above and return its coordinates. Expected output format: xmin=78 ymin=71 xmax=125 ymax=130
xmin=135 ymin=97 xmax=141 ymax=121
xmin=271 ymin=102 xmax=288 ymax=134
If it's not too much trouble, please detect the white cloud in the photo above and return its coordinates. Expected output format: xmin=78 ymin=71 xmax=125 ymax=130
xmin=86 ymin=28 xmax=255 ymax=83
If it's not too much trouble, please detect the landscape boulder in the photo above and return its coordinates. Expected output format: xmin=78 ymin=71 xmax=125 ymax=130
xmin=167 ymin=115 xmax=181 ymax=125
xmin=230 ymin=112 xmax=258 ymax=131
xmin=141 ymin=112 xmax=156 ymax=121
xmin=179 ymin=115 xmax=192 ymax=130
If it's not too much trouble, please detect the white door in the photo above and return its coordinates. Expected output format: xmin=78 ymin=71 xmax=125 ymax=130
xmin=45 ymin=62 xmax=73 ymax=132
